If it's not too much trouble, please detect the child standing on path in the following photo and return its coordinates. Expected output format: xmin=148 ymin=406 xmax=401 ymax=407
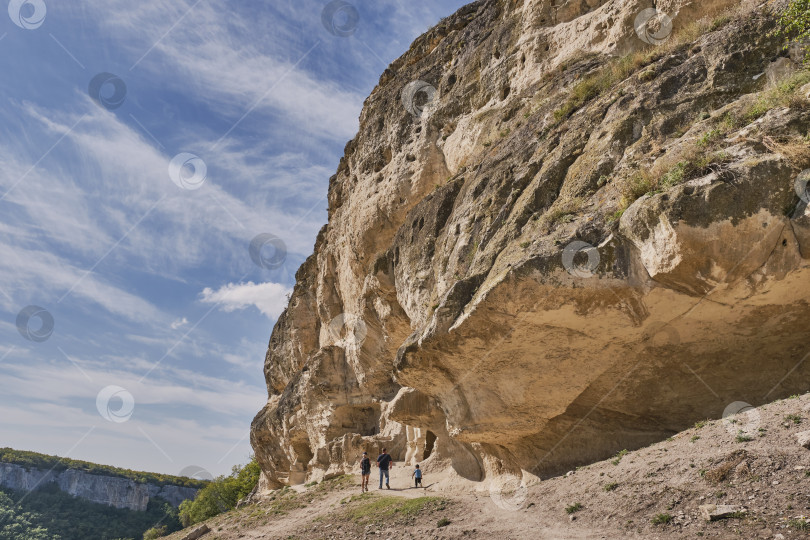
xmin=412 ymin=464 xmax=422 ymax=488
xmin=360 ymin=451 xmax=371 ymax=492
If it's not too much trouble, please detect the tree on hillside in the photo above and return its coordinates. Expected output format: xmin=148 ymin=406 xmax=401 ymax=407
xmin=0 ymin=492 xmax=56 ymax=540
xmin=178 ymin=458 xmax=260 ymax=527
xmin=780 ymin=0 xmax=810 ymax=60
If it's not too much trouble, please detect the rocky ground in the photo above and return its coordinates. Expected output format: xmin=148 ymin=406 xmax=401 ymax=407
xmin=167 ymin=393 xmax=810 ymax=539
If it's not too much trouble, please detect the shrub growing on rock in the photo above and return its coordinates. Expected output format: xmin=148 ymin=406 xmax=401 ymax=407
xmin=178 ymin=458 xmax=260 ymax=527
xmin=780 ymin=0 xmax=810 ymax=61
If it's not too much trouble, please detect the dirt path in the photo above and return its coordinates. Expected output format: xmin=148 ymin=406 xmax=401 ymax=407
xmin=167 ymin=394 xmax=810 ymax=539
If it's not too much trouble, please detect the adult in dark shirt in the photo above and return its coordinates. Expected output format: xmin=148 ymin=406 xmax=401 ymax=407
xmin=377 ymin=447 xmax=393 ymax=489
xmin=360 ymin=451 xmax=371 ymax=492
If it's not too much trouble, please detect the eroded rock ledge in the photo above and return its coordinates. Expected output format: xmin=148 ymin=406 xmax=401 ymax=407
xmin=251 ymin=0 xmax=810 ymax=490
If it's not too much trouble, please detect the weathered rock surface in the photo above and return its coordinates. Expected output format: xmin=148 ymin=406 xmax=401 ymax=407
xmin=0 ymin=462 xmax=198 ymax=510
xmin=181 ymin=524 xmax=210 ymax=540
xmin=251 ymin=0 xmax=810 ymax=491
xmin=699 ymin=504 xmax=747 ymax=521
xmin=797 ymin=430 xmax=810 ymax=449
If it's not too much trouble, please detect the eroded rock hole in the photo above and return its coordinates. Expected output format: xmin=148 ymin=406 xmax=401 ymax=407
xmin=423 ymin=430 xmax=436 ymax=459
xmin=291 ymin=439 xmax=314 ymax=470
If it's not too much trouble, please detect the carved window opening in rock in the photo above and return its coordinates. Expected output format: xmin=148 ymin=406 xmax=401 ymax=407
xmin=334 ymin=404 xmax=381 ymax=437
xmin=291 ymin=439 xmax=314 ymax=470
xmin=423 ymin=430 xmax=436 ymax=460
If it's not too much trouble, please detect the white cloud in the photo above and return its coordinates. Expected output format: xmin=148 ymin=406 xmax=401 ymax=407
xmin=200 ymin=281 xmax=291 ymax=319
xmin=170 ymin=317 xmax=189 ymax=330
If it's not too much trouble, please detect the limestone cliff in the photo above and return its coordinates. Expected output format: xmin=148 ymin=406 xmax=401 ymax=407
xmin=251 ymin=0 xmax=810 ymax=490
xmin=0 ymin=463 xmax=198 ymax=511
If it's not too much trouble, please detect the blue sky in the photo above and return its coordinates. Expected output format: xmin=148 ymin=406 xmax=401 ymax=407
xmin=0 ymin=0 xmax=468 ymax=478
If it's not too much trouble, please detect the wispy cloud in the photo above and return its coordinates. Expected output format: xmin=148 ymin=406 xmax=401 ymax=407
xmin=73 ymin=0 xmax=366 ymax=142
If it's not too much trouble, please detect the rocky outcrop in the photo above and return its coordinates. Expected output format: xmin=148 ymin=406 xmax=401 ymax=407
xmin=0 ymin=463 xmax=198 ymax=510
xmin=251 ymin=0 xmax=810 ymax=491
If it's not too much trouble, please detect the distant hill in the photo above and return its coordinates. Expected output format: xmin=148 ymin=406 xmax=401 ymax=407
xmin=0 ymin=447 xmax=212 ymax=539
xmin=0 ymin=448 xmax=207 ymax=489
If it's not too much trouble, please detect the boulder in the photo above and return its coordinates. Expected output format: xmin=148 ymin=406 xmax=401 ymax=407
xmin=699 ymin=505 xmax=746 ymax=521
xmin=181 ymin=524 xmax=210 ymax=540
xmin=796 ymin=431 xmax=810 ymax=449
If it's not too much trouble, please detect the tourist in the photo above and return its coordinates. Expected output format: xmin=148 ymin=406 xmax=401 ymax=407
xmin=412 ymin=463 xmax=422 ymax=488
xmin=360 ymin=451 xmax=371 ymax=492
xmin=377 ymin=447 xmax=393 ymax=489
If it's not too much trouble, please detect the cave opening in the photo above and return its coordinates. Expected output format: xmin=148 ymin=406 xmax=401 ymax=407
xmin=291 ymin=440 xmax=314 ymax=470
xmin=423 ymin=430 xmax=436 ymax=460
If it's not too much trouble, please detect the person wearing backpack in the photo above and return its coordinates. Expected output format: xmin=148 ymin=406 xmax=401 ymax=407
xmin=377 ymin=447 xmax=393 ymax=489
xmin=360 ymin=451 xmax=371 ymax=492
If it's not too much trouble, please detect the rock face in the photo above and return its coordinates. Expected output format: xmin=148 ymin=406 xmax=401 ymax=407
xmin=0 ymin=462 xmax=198 ymax=511
xmin=251 ymin=0 xmax=810 ymax=490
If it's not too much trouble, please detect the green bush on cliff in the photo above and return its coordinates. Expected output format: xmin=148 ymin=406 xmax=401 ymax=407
xmin=143 ymin=525 xmax=167 ymax=539
xmin=178 ymin=458 xmax=260 ymax=527
xmin=780 ymin=0 xmax=810 ymax=60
